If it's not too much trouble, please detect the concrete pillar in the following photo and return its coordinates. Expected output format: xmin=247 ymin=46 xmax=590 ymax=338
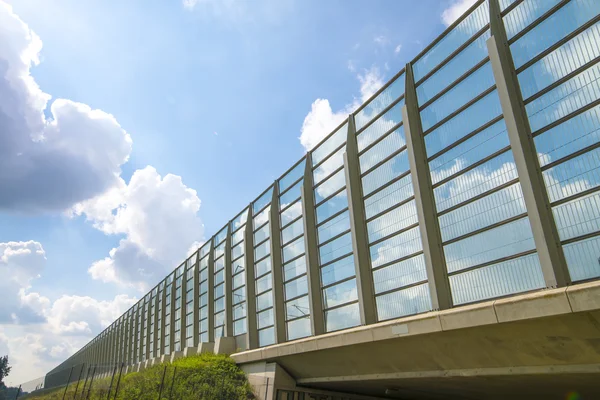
xmin=152 ymin=290 xmax=159 ymax=359
xmin=198 ymin=342 xmax=215 ymax=354
xmin=169 ymin=277 xmax=176 ymax=353
xmin=130 ymin=309 xmax=136 ymax=364
xmin=159 ymin=283 xmax=166 ymax=358
xmin=215 ymin=336 xmax=237 ymax=355
xmin=180 ymin=263 xmax=188 ymax=351
xmin=193 ymin=252 xmax=200 ymax=348
xmin=207 ymin=239 xmax=215 ymax=342
xmin=344 ymin=115 xmax=378 ymax=325
xmin=244 ymin=204 xmax=259 ymax=349
xmin=145 ymin=298 xmax=152 ymax=361
xmin=402 ymin=63 xmax=453 ymax=311
xmin=269 ymin=182 xmax=287 ymax=343
xmin=487 ymin=0 xmax=570 ymax=287
xmin=301 ymin=153 xmax=325 ymax=336
xmin=224 ymin=224 xmax=234 ymax=337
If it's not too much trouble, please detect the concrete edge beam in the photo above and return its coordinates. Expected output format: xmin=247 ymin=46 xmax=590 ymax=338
xmin=215 ymin=336 xmax=237 ymax=355
xmin=493 ymin=287 xmax=572 ymax=323
xmin=198 ymin=341 xmax=215 ymax=354
xmin=170 ymin=351 xmax=183 ymax=363
xmin=566 ymin=279 xmax=600 ymax=312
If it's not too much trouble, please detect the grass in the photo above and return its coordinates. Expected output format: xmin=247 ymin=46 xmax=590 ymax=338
xmin=24 ymin=353 xmax=253 ymax=400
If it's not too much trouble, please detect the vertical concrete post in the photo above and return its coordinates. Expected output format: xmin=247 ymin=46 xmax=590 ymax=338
xmin=224 ymin=225 xmax=234 ymax=337
xmin=180 ymin=263 xmax=188 ymax=350
xmin=152 ymin=292 xmax=159 ymax=358
xmin=159 ymin=284 xmax=166 ymax=358
xmin=207 ymin=239 xmax=216 ymax=342
xmin=269 ymin=182 xmax=287 ymax=343
xmin=145 ymin=299 xmax=152 ymax=360
xmin=169 ymin=277 xmax=176 ymax=353
xmin=244 ymin=205 xmax=259 ymax=349
xmin=487 ymin=0 xmax=570 ymax=287
xmin=402 ymin=62 xmax=453 ymax=311
xmin=301 ymin=153 xmax=325 ymax=335
xmin=193 ymin=253 xmax=200 ymax=347
xmin=344 ymin=115 xmax=377 ymax=325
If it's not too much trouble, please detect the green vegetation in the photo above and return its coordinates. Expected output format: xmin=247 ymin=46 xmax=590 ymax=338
xmin=25 ymin=353 xmax=253 ymax=400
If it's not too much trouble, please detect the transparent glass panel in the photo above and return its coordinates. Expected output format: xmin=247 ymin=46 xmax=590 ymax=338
xmin=279 ymin=159 xmax=306 ymax=193
xmin=214 ymin=241 xmax=226 ymax=259
xmin=321 ymin=254 xmax=355 ymax=287
xmin=256 ymin=291 xmax=273 ymax=312
xmin=284 ymin=256 xmax=307 ymax=282
xmin=253 ymin=187 xmax=273 ymax=215
xmin=214 ymin=297 xmax=225 ymax=313
xmin=370 ymin=226 xmax=422 ymax=268
xmin=316 ymin=195 xmax=349 ymax=225
xmin=285 ymin=276 xmax=308 ymax=300
xmin=283 ymin=236 xmax=305 ymax=263
xmin=215 ymin=268 xmax=224 ymax=286
xmin=325 ymin=303 xmax=361 ymax=332
xmin=355 ymin=74 xmax=405 ymax=131
xmin=323 ymin=279 xmax=358 ymax=309
xmin=287 ymin=317 xmax=312 ymax=341
xmin=232 ymin=241 xmax=244 ymax=260
xmin=412 ymin=0 xmax=489 ymax=81
xmin=214 ymin=283 xmax=224 ymax=299
xmin=364 ymin=174 xmax=414 ymax=219
xmin=231 ymin=208 xmax=249 ymax=232
xmin=376 ymin=283 xmax=432 ymax=320
xmin=215 ymin=255 xmax=225 ymax=271
xmin=232 ymin=256 xmax=245 ymax=275
xmin=373 ymin=254 xmax=428 ymax=294
xmin=215 ymin=226 xmax=228 ymax=246
xmin=214 ymin=311 xmax=225 ymax=327
xmin=280 ymin=179 xmax=303 ymax=208
xmin=319 ymin=232 xmax=353 ymax=265
xmin=553 ymin=192 xmax=600 ymax=241
xmin=367 ymin=200 xmax=418 ymax=243
xmin=313 ymin=147 xmax=345 ymax=185
xmin=563 ymin=235 xmax=600 ymax=281
xmin=444 ymin=217 xmax=536 ymax=273
xmin=357 ymin=99 xmax=404 ymax=152
xmin=312 ymin=123 xmax=348 ymax=166
xmin=255 ymin=239 xmax=271 ymax=261
xmin=233 ymin=273 xmax=245 ymax=290
xmin=503 ymin=0 xmax=562 ymax=39
xmin=256 ymin=274 xmax=273 ymax=294
xmin=450 ymin=253 xmax=545 ymax=304
xmin=281 ymin=199 xmax=303 ymax=226
xmin=314 ymin=169 xmax=346 ymax=204
xmin=359 ymin=128 xmax=406 ymax=172
xmin=233 ymin=302 xmax=247 ymax=320
xmin=253 ymin=205 xmax=271 ymax=230
xmin=318 ymin=211 xmax=351 ymax=244
xmin=543 ymin=147 xmax=600 ymax=203
xmin=255 ymin=257 xmax=272 ymax=277
xmin=258 ymin=309 xmax=274 ymax=329
xmin=282 ymin=217 xmax=304 ymax=245
xmin=439 ymin=183 xmax=527 ymax=242
xmin=286 ymin=296 xmax=310 ymax=320
xmin=254 ymin=223 xmax=270 ymax=244
xmin=259 ymin=327 xmax=275 ymax=347
xmin=362 ymin=150 xmax=410 ymax=196
xmin=234 ymin=318 xmax=247 ymax=336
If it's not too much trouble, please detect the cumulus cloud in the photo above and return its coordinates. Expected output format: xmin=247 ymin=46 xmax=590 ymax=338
xmin=74 ymin=166 xmax=204 ymax=291
xmin=441 ymin=0 xmax=478 ymax=27
xmin=0 ymin=2 xmax=132 ymax=213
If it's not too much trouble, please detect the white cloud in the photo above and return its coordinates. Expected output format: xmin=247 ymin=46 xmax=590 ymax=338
xmin=373 ymin=35 xmax=388 ymax=46
xmin=441 ymin=0 xmax=478 ymax=27
xmin=0 ymin=1 xmax=132 ymax=213
xmin=74 ymin=166 xmax=204 ymax=291
xmin=394 ymin=44 xmax=402 ymax=54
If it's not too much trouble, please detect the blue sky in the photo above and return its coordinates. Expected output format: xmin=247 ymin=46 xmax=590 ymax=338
xmin=0 ymin=0 xmax=475 ymax=384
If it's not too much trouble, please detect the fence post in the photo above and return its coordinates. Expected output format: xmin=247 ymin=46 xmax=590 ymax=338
xmin=80 ymin=366 xmax=92 ymax=399
xmin=14 ymin=385 xmax=21 ymax=400
xmin=168 ymin=367 xmax=177 ymax=400
xmin=157 ymin=365 xmax=168 ymax=400
xmin=62 ymin=366 xmax=75 ymax=400
xmin=106 ymin=363 xmax=118 ymax=400
xmin=86 ymin=365 xmax=97 ymax=400
xmin=72 ymin=363 xmax=86 ymax=400
xmin=113 ymin=363 xmax=124 ymax=400
xmin=265 ymin=377 xmax=269 ymax=400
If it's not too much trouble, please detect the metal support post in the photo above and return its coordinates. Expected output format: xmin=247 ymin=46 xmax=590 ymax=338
xmin=244 ymin=205 xmax=259 ymax=349
xmin=269 ymin=181 xmax=287 ymax=343
xmin=224 ymin=225 xmax=234 ymax=337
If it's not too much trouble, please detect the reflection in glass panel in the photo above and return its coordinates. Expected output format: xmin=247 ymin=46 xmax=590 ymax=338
xmin=255 ymin=257 xmax=272 ymax=277
xmin=543 ymin=148 xmax=600 ymax=203
xmin=503 ymin=0 xmax=561 ymax=40
xmin=434 ymin=151 xmax=518 ymax=212
xmin=355 ymin=75 xmax=405 ymax=131
xmin=444 ymin=217 xmax=536 ymax=273
xmin=214 ymin=283 xmax=224 ymax=298
xmin=563 ymin=235 xmax=600 ymax=281
xmin=364 ymin=174 xmax=414 ymax=219
xmin=232 ymin=257 xmax=245 ymax=275
xmin=373 ymin=254 xmax=427 ymax=294
xmin=253 ymin=187 xmax=274 ymax=215
xmin=232 ymin=242 xmax=244 ymax=260
xmin=313 ymin=147 xmax=345 ymax=185
xmin=316 ymin=194 xmax=348 ymax=225
xmin=367 ymin=200 xmax=418 ymax=243
xmin=233 ymin=302 xmax=247 ymax=320
xmin=323 ymin=279 xmax=358 ymax=308
xmin=362 ymin=151 xmax=410 ymax=196
xmin=370 ymin=226 xmax=422 ymax=268
xmin=412 ymin=0 xmax=489 ymax=81
xmin=376 ymin=283 xmax=432 ymax=321
xmin=215 ymin=227 xmax=228 ymax=246
xmin=321 ymin=254 xmax=355 ymax=287
xmin=357 ymin=99 xmax=404 ymax=152
xmin=281 ymin=200 xmax=303 ymax=225
xmin=214 ymin=241 xmax=226 ymax=259
xmin=287 ymin=317 xmax=311 ymax=341
xmin=319 ymin=233 xmax=353 ymax=265
xmin=215 ymin=269 xmax=224 ymax=285
xmin=233 ymin=272 xmax=245 ymax=290
xmin=253 ymin=205 xmax=271 ymax=230
xmin=256 ymin=291 xmax=273 ymax=311
xmin=312 ymin=123 xmax=348 ymax=166
xmin=214 ymin=311 xmax=225 ymax=327
xmin=255 ymin=239 xmax=271 ymax=261
xmin=233 ymin=286 xmax=246 ymax=304
xmin=254 ymin=223 xmax=270 ymax=244
xmin=234 ymin=319 xmax=247 ymax=336
xmin=318 ymin=211 xmax=351 ymax=244
xmin=359 ymin=128 xmax=406 ymax=173
xmin=282 ymin=218 xmax=304 ymax=245
xmin=285 ymin=276 xmax=308 ymax=300
xmin=450 ymin=253 xmax=544 ymax=304
xmin=553 ymin=192 xmax=600 ymax=241
xmin=286 ymin=296 xmax=310 ymax=319
xmin=214 ymin=297 xmax=225 ymax=313
xmin=280 ymin=179 xmax=303 ymax=207
xmin=325 ymin=303 xmax=360 ymax=332
xmin=258 ymin=309 xmax=274 ymax=329
xmin=279 ymin=159 xmax=306 ymax=193
xmin=259 ymin=327 xmax=275 ymax=347
xmin=256 ymin=274 xmax=273 ymax=294
xmin=284 ymin=256 xmax=307 ymax=281
xmin=314 ymin=169 xmax=346 ymax=204
xmin=231 ymin=208 xmax=249 ymax=232
xmin=439 ymin=183 xmax=526 ymax=242
xmin=283 ymin=237 xmax=305 ymax=263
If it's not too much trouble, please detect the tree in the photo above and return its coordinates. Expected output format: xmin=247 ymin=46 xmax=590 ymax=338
xmin=0 ymin=356 xmax=10 ymax=386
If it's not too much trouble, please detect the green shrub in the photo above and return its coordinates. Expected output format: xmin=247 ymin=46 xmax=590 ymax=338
xmin=23 ymin=353 xmax=253 ymax=400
